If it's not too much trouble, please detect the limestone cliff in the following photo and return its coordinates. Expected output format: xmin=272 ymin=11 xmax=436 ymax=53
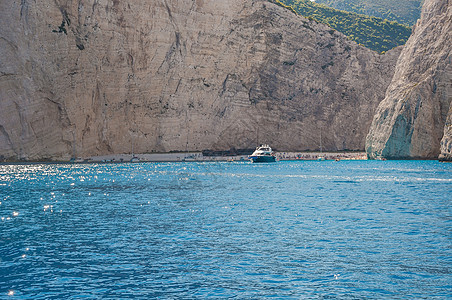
xmin=366 ymin=0 xmax=451 ymax=159
xmin=439 ymin=105 xmax=452 ymax=161
xmin=0 ymin=0 xmax=400 ymax=161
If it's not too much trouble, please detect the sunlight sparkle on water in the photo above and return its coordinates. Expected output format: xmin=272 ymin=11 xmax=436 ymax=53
xmin=0 ymin=160 xmax=450 ymax=298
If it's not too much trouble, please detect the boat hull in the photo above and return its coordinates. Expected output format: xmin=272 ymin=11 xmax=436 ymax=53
xmin=249 ymin=155 xmax=276 ymax=163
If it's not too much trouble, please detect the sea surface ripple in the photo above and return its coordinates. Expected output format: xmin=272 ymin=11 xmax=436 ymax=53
xmin=0 ymin=160 xmax=451 ymax=299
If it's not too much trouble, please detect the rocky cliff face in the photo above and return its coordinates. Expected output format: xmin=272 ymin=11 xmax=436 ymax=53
xmin=0 ymin=0 xmax=400 ymax=161
xmin=440 ymin=104 xmax=452 ymax=161
xmin=366 ymin=0 xmax=451 ymax=159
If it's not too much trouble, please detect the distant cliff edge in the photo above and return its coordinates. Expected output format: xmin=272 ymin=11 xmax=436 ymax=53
xmin=366 ymin=0 xmax=451 ymax=160
xmin=0 ymin=0 xmax=400 ymax=161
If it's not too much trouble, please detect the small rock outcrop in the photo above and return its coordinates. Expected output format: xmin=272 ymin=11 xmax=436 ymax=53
xmin=366 ymin=0 xmax=451 ymax=159
xmin=0 ymin=0 xmax=400 ymax=161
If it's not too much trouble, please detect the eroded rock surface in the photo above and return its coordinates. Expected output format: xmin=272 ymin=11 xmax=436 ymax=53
xmin=439 ymin=105 xmax=452 ymax=161
xmin=366 ymin=0 xmax=451 ymax=159
xmin=0 ymin=0 xmax=399 ymax=161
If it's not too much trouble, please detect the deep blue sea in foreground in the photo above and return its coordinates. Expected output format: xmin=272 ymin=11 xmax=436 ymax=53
xmin=0 ymin=160 xmax=451 ymax=299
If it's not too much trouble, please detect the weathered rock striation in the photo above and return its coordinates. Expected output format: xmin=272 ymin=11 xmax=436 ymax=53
xmin=0 ymin=0 xmax=400 ymax=161
xmin=439 ymin=105 xmax=452 ymax=161
xmin=366 ymin=0 xmax=452 ymax=160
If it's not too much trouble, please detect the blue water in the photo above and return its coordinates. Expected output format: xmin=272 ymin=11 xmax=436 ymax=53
xmin=0 ymin=160 xmax=451 ymax=299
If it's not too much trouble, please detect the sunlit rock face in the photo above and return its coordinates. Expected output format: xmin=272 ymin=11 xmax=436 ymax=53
xmin=366 ymin=0 xmax=451 ymax=159
xmin=0 ymin=0 xmax=399 ymax=161
xmin=439 ymin=106 xmax=452 ymax=161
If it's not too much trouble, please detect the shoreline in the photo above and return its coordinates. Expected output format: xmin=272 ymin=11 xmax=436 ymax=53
xmin=0 ymin=151 xmax=368 ymax=164
xmin=69 ymin=151 xmax=368 ymax=163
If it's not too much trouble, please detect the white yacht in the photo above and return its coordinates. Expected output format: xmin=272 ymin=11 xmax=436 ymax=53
xmin=249 ymin=145 xmax=277 ymax=163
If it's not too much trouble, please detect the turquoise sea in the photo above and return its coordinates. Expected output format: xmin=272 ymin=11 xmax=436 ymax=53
xmin=0 ymin=160 xmax=451 ymax=299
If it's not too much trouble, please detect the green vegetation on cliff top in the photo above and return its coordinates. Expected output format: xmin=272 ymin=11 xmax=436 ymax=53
xmin=273 ymin=0 xmax=412 ymax=53
xmin=315 ymin=0 xmax=422 ymax=27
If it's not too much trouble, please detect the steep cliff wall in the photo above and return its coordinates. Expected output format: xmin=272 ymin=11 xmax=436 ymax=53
xmin=366 ymin=0 xmax=451 ymax=159
xmin=439 ymin=104 xmax=452 ymax=161
xmin=0 ymin=0 xmax=400 ymax=161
